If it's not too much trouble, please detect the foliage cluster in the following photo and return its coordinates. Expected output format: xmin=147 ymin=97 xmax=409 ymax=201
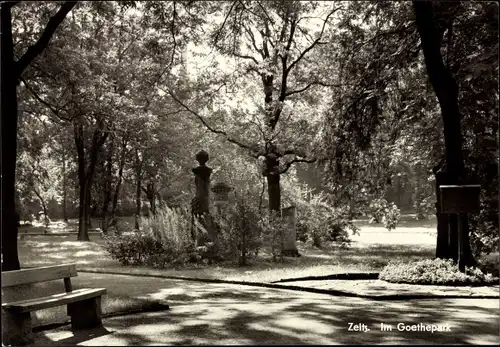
xmin=379 ymin=258 xmax=499 ymax=286
xmin=104 ymin=201 xmax=280 ymax=267
xmin=213 ymin=194 xmax=263 ymax=265
xmin=367 ymin=198 xmax=401 ymax=230
xmin=295 ymin=192 xmax=358 ymax=249
xmin=104 ymin=206 xmax=200 ymax=268
xmin=414 ymin=195 xmax=435 ymax=220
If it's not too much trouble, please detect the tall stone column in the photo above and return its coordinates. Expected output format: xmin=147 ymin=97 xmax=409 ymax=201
xmin=191 ymin=150 xmax=214 ymax=247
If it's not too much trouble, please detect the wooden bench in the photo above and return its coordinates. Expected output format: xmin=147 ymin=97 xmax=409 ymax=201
xmin=19 ymin=229 xmax=103 ymax=240
xmin=1 ymin=264 xmax=107 ymax=346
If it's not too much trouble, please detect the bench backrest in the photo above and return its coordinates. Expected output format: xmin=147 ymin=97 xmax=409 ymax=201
xmin=1 ymin=264 xmax=77 ymax=289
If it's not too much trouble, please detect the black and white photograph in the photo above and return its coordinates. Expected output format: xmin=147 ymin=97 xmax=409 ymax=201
xmin=1 ymin=0 xmax=498 ymax=345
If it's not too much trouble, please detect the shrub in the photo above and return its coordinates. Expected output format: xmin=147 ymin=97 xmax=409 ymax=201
xmin=260 ymin=210 xmax=288 ymax=262
xmin=379 ymin=258 xmax=499 ymax=286
xmin=104 ymin=205 xmax=199 ymax=268
xmin=470 ymin=206 xmax=500 ymax=257
xmin=141 ymin=205 xmax=193 ymax=250
xmin=382 ymin=202 xmax=401 ymax=230
xmin=296 ymin=192 xmax=358 ymax=248
xmin=367 ymin=198 xmax=401 ymax=230
xmin=414 ymin=196 xmax=435 ymax=220
xmin=213 ymin=194 xmax=263 ymax=265
xmin=367 ymin=198 xmax=387 ymax=224
xmin=103 ymin=233 xmax=165 ymax=266
xmin=477 ymin=253 xmax=500 ymax=278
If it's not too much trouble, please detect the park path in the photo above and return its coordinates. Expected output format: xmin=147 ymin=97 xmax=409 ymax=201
xmin=33 ymin=273 xmax=499 ymax=345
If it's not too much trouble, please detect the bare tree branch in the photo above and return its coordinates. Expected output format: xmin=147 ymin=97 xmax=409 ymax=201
xmin=15 ymin=1 xmax=77 ymax=77
xmin=213 ymin=1 xmax=238 ymax=45
xmin=277 ymin=17 xmax=297 ymax=101
xmin=279 ymin=157 xmax=317 ymax=174
xmin=169 ymin=1 xmax=177 ymax=66
xmin=285 ymin=80 xmax=345 ymax=97
xmin=354 ymin=23 xmax=414 ymax=52
xmin=231 ymin=50 xmax=260 ymax=65
xmin=167 ymin=89 xmax=261 ymax=157
xmin=296 ymin=25 xmax=315 ymax=45
xmin=256 ymin=1 xmax=274 ymax=27
xmin=286 ymin=7 xmax=340 ymax=74
xmin=248 ymin=113 xmax=267 ymax=141
xmin=243 ymin=24 xmax=264 ymax=59
xmin=20 ymin=77 xmax=74 ymax=122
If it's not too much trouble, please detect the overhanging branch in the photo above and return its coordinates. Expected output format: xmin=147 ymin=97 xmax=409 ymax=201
xmin=279 ymin=156 xmax=317 ymax=174
xmin=286 ymin=7 xmax=340 ymax=74
xmin=15 ymin=1 xmax=77 ymax=77
xmin=285 ymin=80 xmax=345 ymax=97
xmin=213 ymin=1 xmax=238 ymax=45
xmin=167 ymin=89 xmax=261 ymax=157
xmin=20 ymin=77 xmax=74 ymax=122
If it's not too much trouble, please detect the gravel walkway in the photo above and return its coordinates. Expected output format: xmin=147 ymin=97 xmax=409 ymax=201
xmin=32 ymin=274 xmax=499 ymax=345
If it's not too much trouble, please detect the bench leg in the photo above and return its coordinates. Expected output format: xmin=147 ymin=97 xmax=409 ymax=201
xmin=1 ymin=310 xmax=33 ymax=346
xmin=67 ymin=296 xmax=102 ymax=330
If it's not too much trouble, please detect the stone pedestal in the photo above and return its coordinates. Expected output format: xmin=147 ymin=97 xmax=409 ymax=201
xmin=211 ymin=182 xmax=232 ymax=215
xmin=191 ymin=151 xmax=215 ymax=247
xmin=281 ymin=205 xmax=301 ymax=257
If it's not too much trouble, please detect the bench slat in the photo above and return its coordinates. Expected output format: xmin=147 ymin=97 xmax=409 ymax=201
xmin=1 ymin=264 xmax=78 ymax=288
xmin=2 ymin=288 xmax=107 ymax=313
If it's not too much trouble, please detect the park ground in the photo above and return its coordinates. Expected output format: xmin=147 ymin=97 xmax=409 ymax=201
xmin=9 ymin=215 xmax=500 ymax=345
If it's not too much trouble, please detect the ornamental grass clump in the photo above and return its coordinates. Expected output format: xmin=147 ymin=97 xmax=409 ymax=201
xmin=104 ymin=205 xmax=199 ymax=268
xmin=379 ymin=258 xmax=498 ymax=286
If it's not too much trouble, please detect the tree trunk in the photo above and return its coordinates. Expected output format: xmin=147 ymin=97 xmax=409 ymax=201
xmin=110 ymin=138 xmax=127 ymax=220
xmin=434 ymin=162 xmax=451 ymax=259
xmin=74 ymin=123 xmax=89 ymax=241
xmin=134 ymin=148 xmax=143 ymax=230
xmin=101 ymin=144 xmax=113 ymax=234
xmin=266 ymin=158 xmax=299 ymax=257
xmin=144 ymin=182 xmax=156 ymax=216
xmin=266 ymin=154 xmax=281 ymax=214
xmin=448 ymin=214 xmax=459 ymax=262
xmin=460 ymin=214 xmax=477 ymax=267
xmin=150 ymin=194 xmax=156 ymax=215
xmin=62 ymin=149 xmax=68 ymax=222
xmin=413 ymin=1 xmax=475 ymax=267
xmin=1 ymin=3 xmax=21 ymax=271
xmin=74 ymin=123 xmax=108 ymax=241
xmin=77 ymin=180 xmax=91 ymax=241
xmin=33 ymin=188 xmax=50 ymax=227
xmin=135 ymin=177 xmax=142 ymax=230
xmin=267 ymin=173 xmax=281 ymax=216
xmin=88 ymin=203 xmax=94 ymax=228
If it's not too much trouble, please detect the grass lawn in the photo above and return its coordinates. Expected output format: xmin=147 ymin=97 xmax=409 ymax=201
xmin=18 ymin=215 xmax=437 ymax=283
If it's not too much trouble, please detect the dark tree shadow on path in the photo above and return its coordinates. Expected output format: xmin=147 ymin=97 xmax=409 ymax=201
xmin=33 ymin=282 xmax=499 ymax=345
